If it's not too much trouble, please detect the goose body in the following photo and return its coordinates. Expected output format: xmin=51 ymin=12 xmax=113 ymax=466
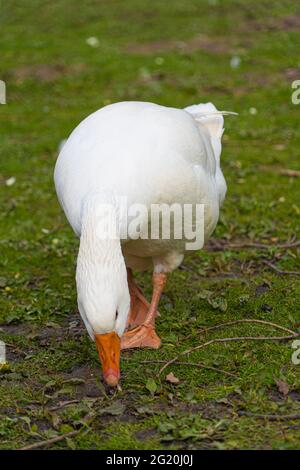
xmin=54 ymin=101 xmax=227 ymax=386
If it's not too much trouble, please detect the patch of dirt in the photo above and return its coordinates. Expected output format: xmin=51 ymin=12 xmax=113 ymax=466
xmin=170 ymin=397 xmax=237 ymax=420
xmin=61 ymin=364 xmax=105 ymax=399
xmin=260 ymin=303 xmax=273 ymax=313
xmin=284 ymin=68 xmax=300 ymax=81
xmin=0 ymin=323 xmax=30 ymax=335
xmin=268 ymin=386 xmax=300 ymax=403
xmin=244 ymin=14 xmax=300 ymax=32
xmin=11 ymin=63 xmax=86 ymax=83
xmin=0 ymin=406 xmax=18 ymax=418
xmin=289 ymin=390 xmax=300 ymax=401
xmin=255 ymin=282 xmax=270 ymax=297
xmin=5 ymin=347 xmax=25 ymax=362
xmin=243 ymin=70 xmax=278 ymax=87
xmin=135 ymin=427 xmax=157 ymax=441
xmin=32 ymin=419 xmax=53 ymax=432
xmin=126 ymin=34 xmax=234 ymax=55
xmin=277 ymin=15 xmax=300 ymax=32
xmin=202 ymin=84 xmax=237 ymax=96
xmin=25 ymin=276 xmax=46 ymax=289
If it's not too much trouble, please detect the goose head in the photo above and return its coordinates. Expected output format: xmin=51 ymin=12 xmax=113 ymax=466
xmin=76 ymin=261 xmax=130 ymax=387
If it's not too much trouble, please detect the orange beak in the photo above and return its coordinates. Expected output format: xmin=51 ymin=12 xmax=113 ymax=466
xmin=95 ymin=331 xmax=121 ymax=387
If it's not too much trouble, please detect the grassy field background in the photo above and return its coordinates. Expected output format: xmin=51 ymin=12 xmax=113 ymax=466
xmin=1 ymin=0 xmax=300 ymax=450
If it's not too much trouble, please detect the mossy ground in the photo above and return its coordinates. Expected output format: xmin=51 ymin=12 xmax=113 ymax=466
xmin=1 ymin=0 xmax=300 ymax=450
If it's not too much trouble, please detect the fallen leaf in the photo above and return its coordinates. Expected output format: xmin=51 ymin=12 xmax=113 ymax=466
xmin=198 ymin=290 xmax=227 ymax=312
xmin=239 ymin=294 xmax=250 ymax=304
xmin=98 ymin=400 xmax=125 ymax=416
xmin=146 ymin=378 xmax=157 ymax=395
xmin=209 ymin=296 xmax=227 ymax=312
xmin=255 ymin=282 xmax=270 ymax=297
xmin=50 ymin=412 xmax=61 ymax=430
xmin=66 ymin=437 xmax=76 ymax=450
xmin=275 ymin=378 xmax=289 ymax=396
xmin=166 ymin=372 xmax=180 ymax=384
xmin=197 ymin=289 xmax=213 ymax=300
xmin=273 ymin=144 xmax=286 ymax=151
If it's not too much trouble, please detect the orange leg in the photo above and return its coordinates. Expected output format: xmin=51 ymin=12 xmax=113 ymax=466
xmin=126 ymin=268 xmax=150 ymax=329
xmin=121 ymin=271 xmax=167 ymax=350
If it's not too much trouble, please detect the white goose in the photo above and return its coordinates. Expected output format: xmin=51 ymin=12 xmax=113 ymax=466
xmin=54 ymin=101 xmax=229 ymax=387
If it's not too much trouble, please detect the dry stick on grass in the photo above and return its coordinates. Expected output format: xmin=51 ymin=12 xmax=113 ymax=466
xmin=279 ymin=169 xmax=300 ymax=178
xmin=260 ymin=166 xmax=300 ymax=179
xmin=197 ymin=319 xmax=297 ymax=337
xmin=183 ymin=318 xmax=297 ymax=347
xmin=230 ymin=240 xmax=300 ymax=250
xmin=19 ymin=430 xmax=80 ymax=451
xmin=238 ymin=411 xmax=300 ymax=421
xmin=262 ymin=260 xmax=300 ymax=276
xmin=266 ymin=238 xmax=300 ymax=249
xmin=48 ymin=399 xmax=80 ymax=412
xmin=133 ymin=359 xmax=237 ymax=378
xmin=125 ymin=323 xmax=280 ymax=379
xmin=19 ymin=407 xmax=97 ymax=450
xmin=158 ymin=334 xmax=299 ymax=377
xmin=209 ymin=238 xmax=300 ymax=251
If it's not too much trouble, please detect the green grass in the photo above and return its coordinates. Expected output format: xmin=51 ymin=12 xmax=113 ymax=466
xmin=1 ymin=0 xmax=300 ymax=450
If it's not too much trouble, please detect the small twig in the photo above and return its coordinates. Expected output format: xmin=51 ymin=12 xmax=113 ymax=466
xmin=19 ymin=407 xmax=97 ymax=450
xmin=279 ymin=169 xmax=300 ymax=178
xmin=181 ymin=318 xmax=297 ymax=344
xmin=48 ymin=400 xmax=80 ymax=412
xmin=198 ymin=319 xmax=297 ymax=337
xmin=209 ymin=238 xmax=300 ymax=251
xmin=19 ymin=430 xmax=80 ymax=450
xmin=238 ymin=411 xmax=300 ymax=421
xmin=278 ymin=241 xmax=299 ymax=249
xmin=260 ymin=165 xmax=300 ymax=179
xmin=262 ymin=260 xmax=300 ymax=276
xmin=126 ymin=358 xmax=236 ymax=378
xmin=158 ymin=332 xmax=299 ymax=377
